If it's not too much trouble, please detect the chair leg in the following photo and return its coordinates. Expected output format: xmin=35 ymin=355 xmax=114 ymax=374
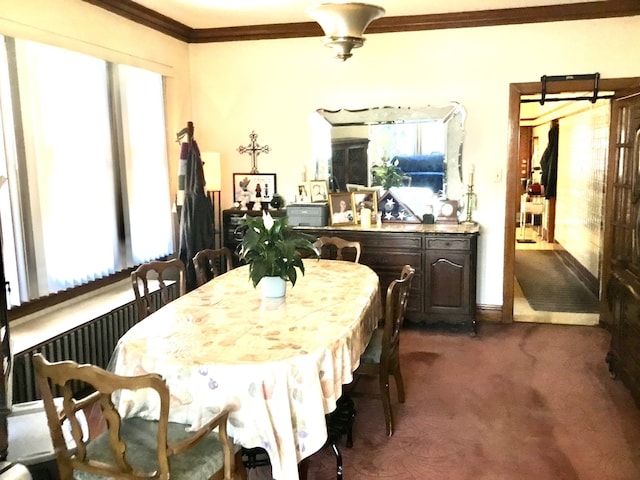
xmin=330 ymin=441 xmax=343 ymax=480
xmin=379 ymin=373 xmax=394 ymax=437
xmin=346 ymin=408 xmax=355 ymax=448
xmin=393 ymin=364 xmax=406 ymax=403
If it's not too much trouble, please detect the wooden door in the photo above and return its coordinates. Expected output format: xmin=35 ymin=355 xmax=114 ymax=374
xmin=602 ymin=87 xmax=640 ymax=405
xmin=603 ymin=88 xmax=640 ymax=315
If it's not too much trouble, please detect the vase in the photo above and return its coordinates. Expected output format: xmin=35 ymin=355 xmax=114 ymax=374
xmin=259 ymin=276 xmax=286 ymax=298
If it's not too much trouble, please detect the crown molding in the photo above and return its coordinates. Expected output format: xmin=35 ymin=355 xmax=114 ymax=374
xmin=83 ymin=0 xmax=640 ymax=44
xmin=83 ymin=0 xmax=193 ymax=42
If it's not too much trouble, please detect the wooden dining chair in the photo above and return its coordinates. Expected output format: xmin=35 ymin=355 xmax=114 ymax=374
xmin=192 ymin=247 xmax=235 ymax=287
xmin=317 ymin=236 xmax=361 ymax=263
xmin=32 ymin=353 xmax=244 ymax=480
xmin=349 ymin=264 xmax=415 ymax=436
xmin=131 ymin=258 xmax=187 ymax=321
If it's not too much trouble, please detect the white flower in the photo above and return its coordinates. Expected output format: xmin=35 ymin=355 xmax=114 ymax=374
xmin=262 ymin=210 xmax=274 ymax=230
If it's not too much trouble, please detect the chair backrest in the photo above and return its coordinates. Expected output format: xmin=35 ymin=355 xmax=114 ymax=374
xmin=131 ymin=259 xmax=187 ymax=320
xmin=382 ymin=265 xmax=415 ymax=361
xmin=33 ymin=353 xmax=235 ymax=480
xmin=317 ymin=236 xmax=362 ymax=263
xmin=32 ymin=353 xmax=172 ymax=479
xmin=192 ymin=247 xmax=235 ymax=287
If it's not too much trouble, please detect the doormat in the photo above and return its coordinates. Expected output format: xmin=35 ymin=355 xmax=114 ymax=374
xmin=515 ymin=250 xmax=599 ymax=313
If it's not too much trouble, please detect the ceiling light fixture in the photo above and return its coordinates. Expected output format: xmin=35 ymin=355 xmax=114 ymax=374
xmin=306 ymin=2 xmax=385 ymax=61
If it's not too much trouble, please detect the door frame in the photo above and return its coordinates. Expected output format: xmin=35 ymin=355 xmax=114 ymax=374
xmin=503 ymin=77 xmax=640 ymax=322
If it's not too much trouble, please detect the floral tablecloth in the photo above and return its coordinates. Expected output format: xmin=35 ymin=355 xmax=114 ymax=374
xmin=109 ymin=259 xmax=381 ymax=479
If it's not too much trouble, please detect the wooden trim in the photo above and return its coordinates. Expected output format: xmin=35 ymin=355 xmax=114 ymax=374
xmin=477 ymin=304 xmax=504 ymax=324
xmin=368 ymin=1 xmax=640 ymax=34
xmin=8 ymin=269 xmax=132 ymax=321
xmin=82 ymin=0 xmax=193 ymax=42
xmin=503 ymin=83 xmax=523 ymax=323
xmin=189 ymin=22 xmax=322 ymax=43
xmin=83 ymin=0 xmax=640 ymax=43
xmin=555 ymin=248 xmax=599 ymax=296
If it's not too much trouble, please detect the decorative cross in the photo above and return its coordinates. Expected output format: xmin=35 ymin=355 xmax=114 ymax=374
xmin=237 ymin=131 xmax=271 ymax=174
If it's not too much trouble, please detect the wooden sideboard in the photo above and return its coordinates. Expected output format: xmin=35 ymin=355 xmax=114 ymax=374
xmin=222 ymin=210 xmax=479 ymax=333
xmin=295 ymin=223 xmax=479 ymax=334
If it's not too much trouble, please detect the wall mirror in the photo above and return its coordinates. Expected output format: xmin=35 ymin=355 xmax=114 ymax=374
xmin=312 ymin=102 xmax=467 ymax=208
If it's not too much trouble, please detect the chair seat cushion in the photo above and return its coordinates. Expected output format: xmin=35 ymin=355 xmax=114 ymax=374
xmin=360 ymin=327 xmax=383 ymax=364
xmin=75 ymin=417 xmax=232 ymax=480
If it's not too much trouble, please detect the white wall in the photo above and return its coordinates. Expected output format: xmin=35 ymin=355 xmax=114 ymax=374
xmin=555 ymin=102 xmax=609 ymax=279
xmin=188 ymin=16 xmax=640 ymax=308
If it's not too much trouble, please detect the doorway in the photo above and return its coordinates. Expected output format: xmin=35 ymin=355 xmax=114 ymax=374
xmin=514 ymin=95 xmax=605 ymax=326
xmin=503 ymin=77 xmax=640 ymax=324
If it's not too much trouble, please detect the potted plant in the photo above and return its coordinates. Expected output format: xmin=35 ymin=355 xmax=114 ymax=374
xmin=371 ymin=157 xmax=405 ymax=190
xmin=237 ymin=211 xmax=319 ymax=297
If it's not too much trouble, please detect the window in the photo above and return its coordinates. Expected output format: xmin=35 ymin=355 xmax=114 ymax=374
xmin=0 ymin=36 xmax=174 ymax=308
xmin=117 ymin=64 xmax=173 ymax=265
xmin=372 ymin=121 xmax=445 ymax=158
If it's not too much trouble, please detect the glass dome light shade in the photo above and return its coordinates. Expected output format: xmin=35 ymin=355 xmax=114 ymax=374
xmin=307 ymin=2 xmax=386 ymax=61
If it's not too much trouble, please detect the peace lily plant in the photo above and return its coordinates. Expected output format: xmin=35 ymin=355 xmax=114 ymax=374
xmin=238 ymin=211 xmax=319 ymax=289
xmin=371 ymin=157 xmax=405 ymax=190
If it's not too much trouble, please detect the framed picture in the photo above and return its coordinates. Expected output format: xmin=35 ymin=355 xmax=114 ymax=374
xmin=329 ymin=192 xmax=356 ymax=225
xmin=352 ymin=189 xmax=378 ymax=224
xmin=309 ymin=180 xmax=329 ymax=202
xmin=296 ymin=182 xmax=310 ymax=203
xmin=233 ymin=173 xmax=277 ymax=207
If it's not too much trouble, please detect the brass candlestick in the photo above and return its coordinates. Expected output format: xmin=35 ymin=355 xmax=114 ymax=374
xmin=462 ymin=184 xmax=477 ymax=225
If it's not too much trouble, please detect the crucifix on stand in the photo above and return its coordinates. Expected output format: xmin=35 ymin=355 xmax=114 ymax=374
xmin=238 ymin=131 xmax=271 ymax=173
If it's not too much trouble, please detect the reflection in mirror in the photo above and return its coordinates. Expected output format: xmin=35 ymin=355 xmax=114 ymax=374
xmin=313 ymin=103 xmax=466 ymax=210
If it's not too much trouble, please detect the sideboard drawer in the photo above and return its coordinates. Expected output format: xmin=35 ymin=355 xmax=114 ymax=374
xmin=425 ymin=237 xmax=471 ymax=251
xmin=361 ymin=251 xmax=421 ymax=269
xmin=364 ymin=234 xmax=421 ymax=250
xmin=330 ymin=231 xmax=421 ymax=250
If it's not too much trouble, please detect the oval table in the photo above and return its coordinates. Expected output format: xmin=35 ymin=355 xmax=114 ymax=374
xmin=109 ymin=259 xmax=382 ymax=480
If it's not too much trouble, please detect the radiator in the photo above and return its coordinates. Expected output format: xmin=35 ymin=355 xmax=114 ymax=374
xmin=12 ymin=286 xmax=177 ymax=403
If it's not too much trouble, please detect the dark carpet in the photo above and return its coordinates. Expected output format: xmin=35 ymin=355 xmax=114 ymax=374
xmin=243 ymin=323 xmax=640 ymax=479
xmin=515 ymin=250 xmax=598 ymax=313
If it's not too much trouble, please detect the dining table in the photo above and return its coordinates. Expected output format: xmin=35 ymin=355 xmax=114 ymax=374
xmin=108 ymin=258 xmax=382 ymax=480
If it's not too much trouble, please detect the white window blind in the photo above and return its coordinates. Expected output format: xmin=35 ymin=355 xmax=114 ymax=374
xmin=16 ymin=40 xmax=118 ymax=295
xmin=117 ymin=65 xmax=173 ymax=264
xmin=0 ymin=38 xmax=174 ymax=306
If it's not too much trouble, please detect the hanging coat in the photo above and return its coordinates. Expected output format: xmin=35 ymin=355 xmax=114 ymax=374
xmin=178 ymin=139 xmax=214 ymax=291
xmin=540 ymin=122 xmax=559 ymax=199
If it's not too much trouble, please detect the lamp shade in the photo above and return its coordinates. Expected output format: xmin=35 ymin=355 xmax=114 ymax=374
xmin=307 ymin=2 xmax=385 ymax=61
xmin=201 ymin=152 xmax=221 ymax=191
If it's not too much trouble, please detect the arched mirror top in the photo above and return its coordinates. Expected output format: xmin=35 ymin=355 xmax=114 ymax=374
xmin=316 ymin=103 xmax=465 ymax=126
xmin=313 ymin=102 xmax=466 ymax=204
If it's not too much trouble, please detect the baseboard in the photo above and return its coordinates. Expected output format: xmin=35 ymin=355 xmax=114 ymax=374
xmin=477 ymin=304 xmax=504 ymax=323
xmin=554 ymin=247 xmax=599 ymax=297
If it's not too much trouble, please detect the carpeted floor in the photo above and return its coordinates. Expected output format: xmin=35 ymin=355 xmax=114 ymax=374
xmin=246 ymin=322 xmax=640 ymax=480
xmin=514 ymin=250 xmax=598 ymax=313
